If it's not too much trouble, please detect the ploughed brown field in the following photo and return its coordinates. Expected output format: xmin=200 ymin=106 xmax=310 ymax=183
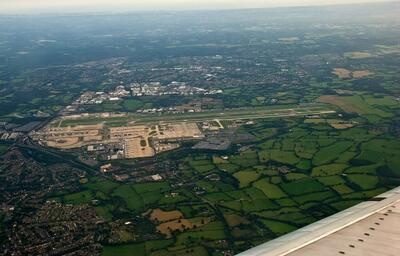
xmin=332 ymin=68 xmax=373 ymax=79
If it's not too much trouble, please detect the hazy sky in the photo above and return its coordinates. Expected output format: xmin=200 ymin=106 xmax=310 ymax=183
xmin=0 ymin=0 xmax=394 ymax=13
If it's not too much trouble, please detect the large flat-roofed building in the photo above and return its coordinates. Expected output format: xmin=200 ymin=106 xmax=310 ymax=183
xmin=237 ymin=187 xmax=400 ymax=256
xmin=109 ymin=125 xmax=149 ymax=140
xmin=155 ymin=123 xmax=204 ymax=141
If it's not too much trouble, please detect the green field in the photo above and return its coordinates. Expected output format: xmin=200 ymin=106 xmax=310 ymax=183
xmin=230 ymin=150 xmax=259 ymax=167
xmin=63 ymin=190 xmax=94 ymax=204
xmin=321 ymin=95 xmax=394 ymax=119
xmin=311 ymin=163 xmax=348 ymax=177
xmin=285 ymin=173 xmax=308 ymax=181
xmin=102 ymin=243 xmax=145 ymax=256
xmin=234 ymin=171 xmax=261 ymax=188
xmin=317 ymin=175 xmax=345 ymax=186
xmin=123 ymin=99 xmax=144 ymax=111
xmin=293 ymin=191 xmax=336 ymax=204
xmin=270 ymin=150 xmax=299 ymax=165
xmin=0 ymin=144 xmax=8 ymax=155
xmin=112 ymin=185 xmax=144 ymax=211
xmin=84 ymin=178 xmax=119 ymax=194
xmin=331 ymin=184 xmax=354 ymax=194
xmin=347 ymin=174 xmax=380 ymax=190
xmin=94 ymin=205 xmax=114 ymax=221
xmin=253 ymin=179 xmax=287 ymax=199
xmin=280 ymin=179 xmax=326 ymax=196
xmin=312 ymin=141 xmax=353 ymax=165
xmin=260 ymin=219 xmax=297 ymax=234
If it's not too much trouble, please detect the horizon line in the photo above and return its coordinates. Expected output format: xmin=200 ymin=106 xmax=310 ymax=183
xmin=0 ymin=0 xmax=398 ymax=16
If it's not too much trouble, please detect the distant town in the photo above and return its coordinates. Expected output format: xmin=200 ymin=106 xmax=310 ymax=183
xmin=65 ymin=83 xmax=223 ymax=114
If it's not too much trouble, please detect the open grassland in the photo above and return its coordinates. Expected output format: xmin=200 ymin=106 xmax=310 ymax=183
xmin=112 ymin=185 xmax=144 ymax=211
xmin=102 ymin=244 xmax=145 ymax=256
xmin=304 ymin=118 xmax=355 ymax=130
xmin=312 ymin=142 xmax=353 ymax=166
xmin=317 ymin=176 xmax=346 ymax=186
xmin=253 ymin=179 xmax=286 ymax=199
xmin=233 ymin=171 xmax=261 ymax=188
xmin=311 ymin=164 xmax=348 ymax=176
xmin=270 ymin=150 xmax=299 ymax=165
xmin=280 ymin=179 xmax=326 ymax=196
xmin=83 ymin=178 xmax=119 ymax=194
xmin=260 ymin=219 xmax=297 ymax=234
xmin=347 ymin=174 xmax=380 ymax=190
xmin=332 ymin=184 xmax=354 ymax=195
xmin=319 ymin=95 xmax=396 ymax=118
xmin=63 ymin=190 xmax=94 ymax=204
